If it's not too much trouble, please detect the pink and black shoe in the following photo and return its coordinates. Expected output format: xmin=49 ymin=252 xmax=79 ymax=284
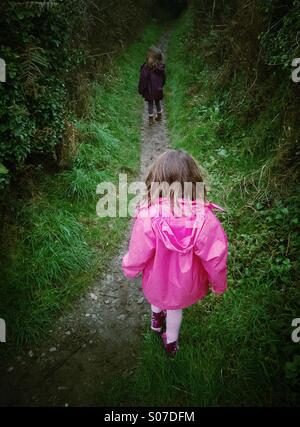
xmin=151 ymin=310 xmax=166 ymax=334
xmin=162 ymin=332 xmax=179 ymax=358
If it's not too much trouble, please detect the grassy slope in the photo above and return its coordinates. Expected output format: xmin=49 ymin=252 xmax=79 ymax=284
xmin=106 ymin=12 xmax=300 ymax=407
xmin=0 ymin=23 xmax=163 ymax=350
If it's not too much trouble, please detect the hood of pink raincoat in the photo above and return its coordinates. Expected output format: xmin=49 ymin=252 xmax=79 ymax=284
xmin=137 ymin=199 xmax=225 ymax=255
xmin=153 ymin=216 xmax=203 ymax=254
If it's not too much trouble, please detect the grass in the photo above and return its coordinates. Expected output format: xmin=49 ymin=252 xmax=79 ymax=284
xmin=0 ymin=22 xmax=164 ymax=351
xmin=102 ymin=11 xmax=300 ymax=407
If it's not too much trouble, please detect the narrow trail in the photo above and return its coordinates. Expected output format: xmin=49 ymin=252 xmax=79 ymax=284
xmin=0 ymin=32 xmax=171 ymax=407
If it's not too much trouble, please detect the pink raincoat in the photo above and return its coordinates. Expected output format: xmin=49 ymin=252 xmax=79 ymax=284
xmin=122 ymin=199 xmax=228 ymax=310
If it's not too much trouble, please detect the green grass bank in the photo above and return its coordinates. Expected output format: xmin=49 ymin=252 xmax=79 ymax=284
xmin=0 ymin=23 xmax=163 ymax=350
xmin=104 ymin=12 xmax=300 ymax=407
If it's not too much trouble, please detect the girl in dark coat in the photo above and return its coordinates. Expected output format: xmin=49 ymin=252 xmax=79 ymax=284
xmin=138 ymin=47 xmax=166 ymax=125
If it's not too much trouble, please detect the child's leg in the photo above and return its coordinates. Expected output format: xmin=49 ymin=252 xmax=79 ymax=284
xmin=155 ymin=99 xmax=162 ymax=113
xmin=155 ymin=100 xmax=162 ymax=121
xmin=166 ymin=309 xmax=182 ymax=343
xmin=148 ymin=101 xmax=155 ymax=125
xmin=148 ymin=100 xmax=154 ymax=117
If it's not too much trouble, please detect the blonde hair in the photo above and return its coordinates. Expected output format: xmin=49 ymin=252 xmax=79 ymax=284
xmin=146 ymin=46 xmax=164 ymax=69
xmin=145 ymin=149 xmax=207 ymax=204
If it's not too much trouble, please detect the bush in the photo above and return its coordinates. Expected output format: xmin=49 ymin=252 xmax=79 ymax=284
xmin=0 ymin=0 xmax=155 ymax=187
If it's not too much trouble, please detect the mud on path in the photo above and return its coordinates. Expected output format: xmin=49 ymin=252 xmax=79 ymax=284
xmin=0 ymin=33 xmax=171 ymax=407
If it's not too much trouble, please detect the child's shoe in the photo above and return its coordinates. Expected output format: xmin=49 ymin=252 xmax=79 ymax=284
xmin=149 ymin=115 xmax=155 ymax=125
xmin=155 ymin=111 xmax=162 ymax=121
xmin=151 ymin=310 xmax=166 ymax=333
xmin=162 ymin=332 xmax=179 ymax=358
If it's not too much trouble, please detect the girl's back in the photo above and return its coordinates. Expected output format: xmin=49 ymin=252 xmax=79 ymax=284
xmin=138 ymin=62 xmax=166 ymax=101
xmin=123 ymin=198 xmax=228 ymax=310
xmin=122 ymin=149 xmax=228 ymax=356
xmin=138 ymin=46 xmax=166 ymax=102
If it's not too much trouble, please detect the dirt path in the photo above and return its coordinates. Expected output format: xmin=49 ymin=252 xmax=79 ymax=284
xmin=0 ymin=33 xmax=171 ymax=407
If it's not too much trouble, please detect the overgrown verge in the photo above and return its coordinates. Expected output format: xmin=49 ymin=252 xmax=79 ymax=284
xmin=105 ymin=9 xmax=300 ymax=407
xmin=0 ymin=0 xmax=155 ymax=186
xmin=0 ymin=23 xmax=163 ymax=349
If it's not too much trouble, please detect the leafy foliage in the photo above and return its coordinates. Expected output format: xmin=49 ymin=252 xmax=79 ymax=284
xmin=0 ymin=0 xmax=155 ymax=186
xmin=106 ymin=6 xmax=300 ymax=407
xmin=0 ymin=22 xmax=162 ymax=348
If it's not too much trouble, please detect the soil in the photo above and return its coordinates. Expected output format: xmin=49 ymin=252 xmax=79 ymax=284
xmin=0 ymin=32 xmax=171 ymax=407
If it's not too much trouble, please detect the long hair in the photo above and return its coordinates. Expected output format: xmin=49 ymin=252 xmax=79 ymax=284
xmin=146 ymin=46 xmax=164 ymax=69
xmin=145 ymin=150 xmax=207 ymax=205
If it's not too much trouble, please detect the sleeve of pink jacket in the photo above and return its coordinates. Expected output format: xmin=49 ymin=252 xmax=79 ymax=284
xmin=122 ymin=217 xmax=155 ymax=278
xmin=194 ymin=209 xmax=228 ymax=294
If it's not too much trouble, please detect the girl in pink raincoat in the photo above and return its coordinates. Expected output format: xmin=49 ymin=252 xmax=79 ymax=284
xmin=122 ymin=150 xmax=228 ymax=357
